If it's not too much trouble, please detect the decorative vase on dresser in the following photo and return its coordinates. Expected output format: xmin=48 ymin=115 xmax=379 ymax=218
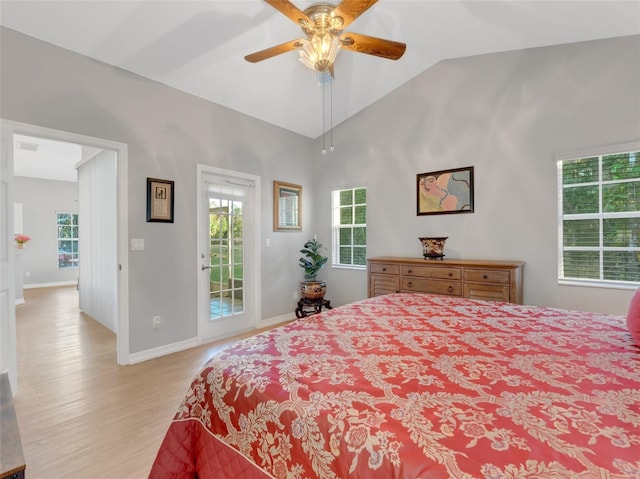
xmin=367 ymin=257 xmax=524 ymax=304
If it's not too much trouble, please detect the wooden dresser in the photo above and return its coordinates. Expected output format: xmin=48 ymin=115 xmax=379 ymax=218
xmin=368 ymin=257 xmax=524 ymax=304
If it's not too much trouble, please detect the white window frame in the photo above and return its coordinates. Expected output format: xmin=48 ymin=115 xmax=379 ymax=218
xmin=556 ymin=141 xmax=640 ymax=290
xmin=331 ymin=187 xmax=367 ymax=270
xmin=57 ymin=212 xmax=79 ymax=269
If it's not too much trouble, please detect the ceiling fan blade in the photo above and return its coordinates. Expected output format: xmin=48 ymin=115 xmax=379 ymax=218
xmin=340 ymin=32 xmax=406 ymax=60
xmin=265 ymin=0 xmax=312 ymax=28
xmin=244 ymin=39 xmax=303 ymax=63
xmin=332 ymin=0 xmax=378 ymax=30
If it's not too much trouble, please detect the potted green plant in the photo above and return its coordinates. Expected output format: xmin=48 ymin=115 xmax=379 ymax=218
xmin=298 ymin=238 xmax=328 ymax=300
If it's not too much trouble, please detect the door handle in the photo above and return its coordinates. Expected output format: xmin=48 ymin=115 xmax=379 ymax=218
xmin=201 ymin=265 xmax=212 ymax=270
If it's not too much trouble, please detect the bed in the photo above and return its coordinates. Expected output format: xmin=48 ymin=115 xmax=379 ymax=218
xmin=149 ymin=293 xmax=640 ymax=478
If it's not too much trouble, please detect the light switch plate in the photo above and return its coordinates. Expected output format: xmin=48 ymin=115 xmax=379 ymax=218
xmin=131 ymin=238 xmax=145 ymax=251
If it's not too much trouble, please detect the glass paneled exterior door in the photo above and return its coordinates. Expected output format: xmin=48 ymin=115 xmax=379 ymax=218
xmin=208 ymin=197 xmax=244 ymax=319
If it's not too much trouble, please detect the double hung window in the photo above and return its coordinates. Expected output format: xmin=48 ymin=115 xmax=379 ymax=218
xmin=557 ymin=145 xmax=640 ymax=287
xmin=331 ymin=187 xmax=367 ymax=268
xmin=57 ymin=213 xmax=79 ymax=269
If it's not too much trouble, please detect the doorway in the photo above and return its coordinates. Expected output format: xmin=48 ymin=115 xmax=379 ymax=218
xmin=197 ymin=164 xmax=261 ymax=343
xmin=1 ymin=119 xmax=129 ymax=390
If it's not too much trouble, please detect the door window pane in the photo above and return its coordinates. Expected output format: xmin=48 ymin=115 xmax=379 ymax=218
xmin=209 ymin=196 xmax=244 ymax=319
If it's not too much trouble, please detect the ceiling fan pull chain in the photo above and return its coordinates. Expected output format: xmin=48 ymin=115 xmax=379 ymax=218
xmin=329 ymin=77 xmax=334 ymax=152
xmin=321 ymin=78 xmax=327 ymax=155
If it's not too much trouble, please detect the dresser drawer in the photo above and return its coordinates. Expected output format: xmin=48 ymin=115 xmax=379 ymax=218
xmin=369 ymin=274 xmax=400 ymax=297
xmin=370 ymin=263 xmax=400 ymax=275
xmin=464 ymin=269 xmax=510 ymax=284
xmin=402 ymin=265 xmax=461 ymax=280
xmin=402 ymin=278 xmax=462 ymax=296
xmin=464 ymin=283 xmax=510 ymax=302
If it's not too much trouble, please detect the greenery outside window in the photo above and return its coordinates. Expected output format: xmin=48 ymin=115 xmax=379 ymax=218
xmin=57 ymin=213 xmax=79 ymax=269
xmin=332 ymin=187 xmax=367 ymax=268
xmin=557 ymin=145 xmax=640 ymax=287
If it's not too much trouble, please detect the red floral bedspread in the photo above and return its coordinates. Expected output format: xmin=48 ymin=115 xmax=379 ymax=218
xmin=149 ymin=293 xmax=640 ymax=479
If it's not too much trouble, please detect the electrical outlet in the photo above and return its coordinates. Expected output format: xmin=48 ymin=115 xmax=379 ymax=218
xmin=152 ymin=316 xmax=161 ymax=328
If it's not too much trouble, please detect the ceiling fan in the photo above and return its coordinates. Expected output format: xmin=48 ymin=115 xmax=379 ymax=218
xmin=245 ymin=0 xmax=406 ymax=77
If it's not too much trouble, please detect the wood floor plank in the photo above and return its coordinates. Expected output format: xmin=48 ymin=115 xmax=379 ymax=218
xmin=13 ymin=286 xmax=291 ymax=478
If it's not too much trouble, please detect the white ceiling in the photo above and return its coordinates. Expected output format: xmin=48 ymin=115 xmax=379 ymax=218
xmin=13 ymin=134 xmax=81 ymax=182
xmin=1 ymin=0 xmax=639 ymax=141
xmin=12 ymin=134 xmax=105 ymax=182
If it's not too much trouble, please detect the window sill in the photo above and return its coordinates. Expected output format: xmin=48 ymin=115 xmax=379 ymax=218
xmin=332 ymin=264 xmax=366 ymax=271
xmin=558 ymin=279 xmax=639 ymax=291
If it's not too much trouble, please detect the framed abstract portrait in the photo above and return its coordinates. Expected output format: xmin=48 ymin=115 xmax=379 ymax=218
xmin=417 ymin=166 xmax=474 ymax=216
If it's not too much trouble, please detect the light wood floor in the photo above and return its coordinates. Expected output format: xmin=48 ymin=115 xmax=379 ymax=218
xmin=13 ymin=286 xmax=289 ymax=478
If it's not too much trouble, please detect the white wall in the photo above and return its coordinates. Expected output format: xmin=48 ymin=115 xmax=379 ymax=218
xmin=315 ymin=35 xmax=640 ymax=316
xmin=13 ymin=176 xmax=79 ymax=286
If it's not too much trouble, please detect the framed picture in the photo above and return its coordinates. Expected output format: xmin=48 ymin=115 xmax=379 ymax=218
xmin=417 ymin=166 xmax=474 ymax=216
xmin=146 ymin=177 xmax=175 ymax=223
xmin=273 ymin=180 xmax=302 ymax=231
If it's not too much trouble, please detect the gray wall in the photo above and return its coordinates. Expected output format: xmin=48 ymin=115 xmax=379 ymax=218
xmin=1 ymin=27 xmax=314 ymax=355
xmin=314 ymin=35 xmax=640 ymax=316
xmin=2 ymin=26 xmax=638 ymax=362
xmin=13 ymin=176 xmax=79 ymax=285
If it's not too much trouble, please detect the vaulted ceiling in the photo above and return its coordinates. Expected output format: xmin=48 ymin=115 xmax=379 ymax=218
xmin=1 ymin=1 xmax=639 ymax=140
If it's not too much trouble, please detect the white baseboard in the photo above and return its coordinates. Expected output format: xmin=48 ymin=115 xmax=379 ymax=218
xmin=128 ymin=314 xmax=293 ymax=365
xmin=260 ymin=312 xmax=295 ymax=328
xmin=24 ymin=280 xmax=77 ymax=289
xmin=129 ymin=337 xmax=199 ymax=364
xmin=15 ymin=299 xmax=25 ymax=306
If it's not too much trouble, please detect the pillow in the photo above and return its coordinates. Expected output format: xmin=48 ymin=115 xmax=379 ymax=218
xmin=627 ymin=288 xmax=640 ymax=346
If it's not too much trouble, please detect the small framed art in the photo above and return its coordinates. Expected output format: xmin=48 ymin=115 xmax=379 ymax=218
xmin=146 ymin=177 xmax=175 ymax=223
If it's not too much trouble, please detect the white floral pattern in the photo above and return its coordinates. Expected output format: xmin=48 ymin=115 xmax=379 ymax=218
xmin=166 ymin=293 xmax=640 ymax=479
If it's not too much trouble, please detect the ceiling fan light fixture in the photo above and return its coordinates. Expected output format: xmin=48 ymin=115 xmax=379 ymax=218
xmin=247 ymin=1 xmax=406 ymax=74
xmin=245 ymin=0 xmax=406 ymax=152
xmin=298 ymin=32 xmax=341 ymax=73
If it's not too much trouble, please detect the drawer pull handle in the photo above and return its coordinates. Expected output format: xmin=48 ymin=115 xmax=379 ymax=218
xmin=407 ymin=282 xmax=412 ymax=287
xmin=448 ymin=286 xmax=453 ymax=292
xmin=407 ymin=269 xmax=412 ymax=273
xmin=382 ymin=267 xmax=386 ymax=272
xmin=448 ymin=272 xmax=452 ymax=277
xmin=482 ymin=274 xmax=488 ymax=279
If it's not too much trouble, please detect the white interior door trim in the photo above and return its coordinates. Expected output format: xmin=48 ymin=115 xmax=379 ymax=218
xmin=196 ymin=163 xmax=261 ymax=342
xmin=0 ymin=121 xmax=17 ymax=390
xmin=1 ymin=119 xmax=130 ymax=365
